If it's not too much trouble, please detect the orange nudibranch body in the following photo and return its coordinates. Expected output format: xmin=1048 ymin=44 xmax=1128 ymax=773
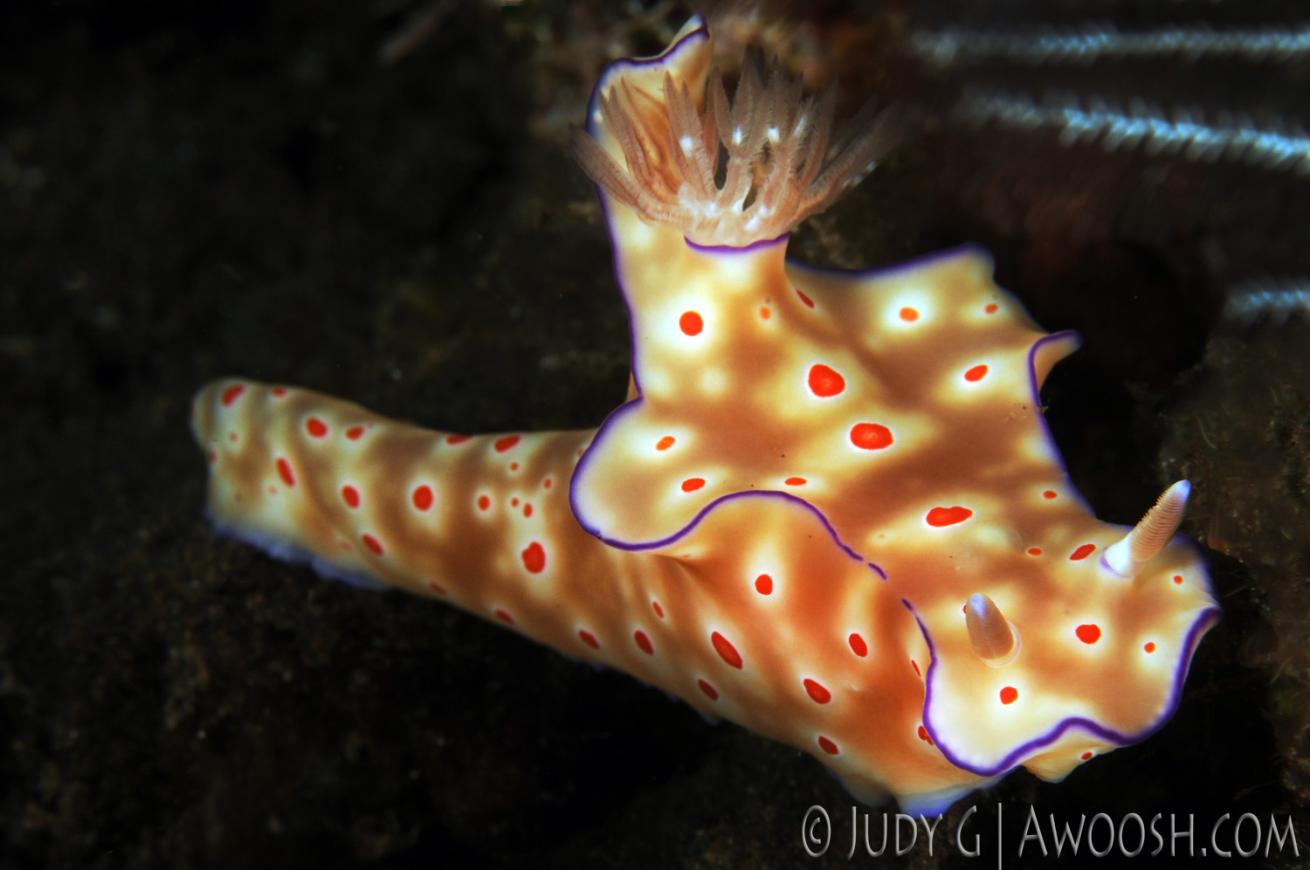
xmin=192 ymin=373 xmax=961 ymax=810
xmin=193 ymin=16 xmax=1218 ymax=815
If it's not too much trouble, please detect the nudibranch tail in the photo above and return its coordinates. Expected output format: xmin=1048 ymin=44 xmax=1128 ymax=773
xmin=574 ymin=20 xmax=899 ymax=247
xmin=1103 ymin=480 xmax=1191 ymax=577
xmin=190 ymin=379 xmax=612 ymax=617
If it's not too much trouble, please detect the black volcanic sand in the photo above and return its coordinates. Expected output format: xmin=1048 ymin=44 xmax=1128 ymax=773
xmin=2 ymin=1 xmax=1307 ymax=867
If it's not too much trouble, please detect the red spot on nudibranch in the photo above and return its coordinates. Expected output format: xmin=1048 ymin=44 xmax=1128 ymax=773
xmin=850 ymin=422 xmax=893 ymax=450
xmin=275 ymin=457 xmax=295 ymax=487
xmin=509 ymin=462 xmax=520 ymax=471
xmin=428 ymin=580 xmax=446 ymax=595
xmin=917 ymin=725 xmax=934 ymax=745
xmin=445 ymin=433 xmax=470 ymax=445
xmin=784 ymin=476 xmax=807 ymax=486
xmin=523 ymin=503 xmax=533 ymax=518
xmin=495 ymin=608 xmax=514 ymax=625
xmin=494 ymin=435 xmax=521 ymax=453
xmin=910 ymin=659 xmax=921 ymax=677
xmin=412 ymin=485 xmax=434 ymax=511
xmin=1144 ymin=642 xmax=1157 ymax=653
xmin=511 ymin=497 xmax=520 ymax=508
xmin=221 ymin=384 xmax=245 ymax=406
xmin=711 ymin=631 xmax=743 ymax=669
xmin=345 ymin=425 xmax=365 ymax=441
xmin=1076 ymin=624 xmax=1102 ymax=644
xmin=1173 ymin=574 xmax=1184 ymax=585
xmin=206 ymin=449 xmax=217 ymax=464
xmin=807 ymin=364 xmax=845 ymax=397
xmin=926 ymin=506 xmax=972 ymax=526
xmin=652 ymin=600 xmax=664 ymax=619
xmin=521 ymin=541 xmax=546 ymax=574
xmin=1027 ymin=547 xmax=1043 ymax=556
xmin=271 ymin=386 xmax=287 ymax=397
xmin=698 ymin=678 xmax=719 ymax=701
xmin=341 ymin=485 xmax=360 ymax=508
xmin=477 ymin=494 xmax=491 ymax=511
xmin=542 ymin=478 xmax=553 ymax=490
xmin=985 ymin=303 xmax=999 ymax=314
xmin=999 ymin=686 xmax=1018 ymax=705
xmin=656 ymin=435 xmax=675 ymax=451
xmin=817 ymin=736 xmax=840 ymax=755
xmin=634 ymin=630 xmax=654 ymax=655
xmin=899 ymin=306 xmax=919 ymax=322
xmin=848 ymin=633 xmax=868 ymax=657
xmin=754 ymin=574 xmax=773 ymax=595
xmin=795 ymin=288 xmax=815 ymax=308
xmin=964 ymin=364 xmax=989 ymax=382
xmin=681 ymin=477 xmax=705 ymax=492
xmin=1043 ymin=489 xmax=1057 ymax=500
xmin=361 ymin=533 xmax=383 ymax=556
xmin=1070 ymin=543 xmax=1096 ymax=561
xmin=803 ymin=678 xmax=831 ymax=704
xmin=305 ymin=417 xmax=327 ymax=438
xmin=679 ymin=311 xmax=703 ymax=336
xmin=578 ymin=629 xmax=599 ymax=649
xmin=759 ymin=306 xmax=772 ymax=320
xmin=1081 ymin=751 xmax=1094 ymax=761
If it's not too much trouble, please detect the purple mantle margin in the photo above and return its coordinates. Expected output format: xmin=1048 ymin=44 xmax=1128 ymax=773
xmin=906 ymin=596 xmax=1221 ymax=777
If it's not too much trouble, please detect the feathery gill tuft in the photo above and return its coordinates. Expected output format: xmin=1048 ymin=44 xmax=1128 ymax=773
xmin=574 ymin=56 xmax=898 ymax=248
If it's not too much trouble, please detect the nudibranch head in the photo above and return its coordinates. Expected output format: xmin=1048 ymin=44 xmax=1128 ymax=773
xmin=910 ymin=478 xmax=1218 ymax=788
xmin=573 ymin=17 xmax=898 ymax=248
xmin=569 ymin=207 xmax=1219 ymax=806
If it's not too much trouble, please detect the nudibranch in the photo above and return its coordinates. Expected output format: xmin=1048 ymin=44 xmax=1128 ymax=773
xmin=191 ymin=17 xmax=1219 ymax=815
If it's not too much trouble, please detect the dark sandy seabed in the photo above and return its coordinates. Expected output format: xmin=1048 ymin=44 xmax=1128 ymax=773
xmin=2 ymin=0 xmax=1308 ymax=867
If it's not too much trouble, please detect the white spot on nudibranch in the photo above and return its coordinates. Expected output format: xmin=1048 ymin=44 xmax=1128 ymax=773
xmin=697 ymin=367 xmax=729 ymax=396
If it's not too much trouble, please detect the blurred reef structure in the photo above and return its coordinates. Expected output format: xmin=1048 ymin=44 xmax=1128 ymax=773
xmin=1 ymin=1 xmax=1308 ymax=867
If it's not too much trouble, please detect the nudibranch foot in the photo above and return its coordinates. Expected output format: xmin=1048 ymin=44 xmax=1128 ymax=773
xmin=898 ymin=780 xmax=1002 ymax=819
xmin=210 ymin=513 xmax=391 ymax=591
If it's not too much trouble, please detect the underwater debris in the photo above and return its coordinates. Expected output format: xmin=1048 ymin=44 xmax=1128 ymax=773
xmin=1223 ymin=278 xmax=1310 ymax=323
xmin=957 ymin=91 xmax=1310 ymax=174
xmin=911 ymin=22 xmax=1310 ymax=67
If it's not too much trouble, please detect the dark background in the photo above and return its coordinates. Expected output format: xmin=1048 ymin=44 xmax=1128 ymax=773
xmin=2 ymin=1 xmax=1308 ymax=867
